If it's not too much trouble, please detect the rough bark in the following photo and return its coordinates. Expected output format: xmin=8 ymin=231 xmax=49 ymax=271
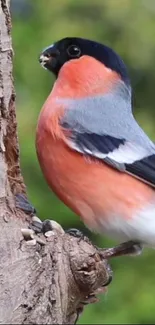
xmin=0 ymin=1 xmax=112 ymax=324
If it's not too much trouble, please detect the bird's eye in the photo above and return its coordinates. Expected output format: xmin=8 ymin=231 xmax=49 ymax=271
xmin=67 ymin=45 xmax=81 ymax=58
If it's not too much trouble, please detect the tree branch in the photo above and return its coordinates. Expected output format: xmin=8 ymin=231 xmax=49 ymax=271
xmin=0 ymin=1 xmax=113 ymax=324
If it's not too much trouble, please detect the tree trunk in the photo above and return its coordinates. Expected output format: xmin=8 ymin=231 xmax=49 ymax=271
xmin=0 ymin=1 xmax=112 ymax=324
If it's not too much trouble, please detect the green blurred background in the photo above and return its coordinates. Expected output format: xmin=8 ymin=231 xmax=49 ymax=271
xmin=11 ymin=0 xmax=155 ymax=323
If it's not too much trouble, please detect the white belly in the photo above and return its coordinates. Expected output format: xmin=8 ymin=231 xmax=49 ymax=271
xmin=96 ymin=204 xmax=155 ymax=247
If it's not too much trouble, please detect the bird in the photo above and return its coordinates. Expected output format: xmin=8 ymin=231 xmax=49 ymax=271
xmin=37 ymin=37 xmax=155 ymax=257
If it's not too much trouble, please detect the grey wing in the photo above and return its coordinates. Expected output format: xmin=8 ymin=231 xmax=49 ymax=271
xmin=60 ymin=95 xmax=155 ymax=187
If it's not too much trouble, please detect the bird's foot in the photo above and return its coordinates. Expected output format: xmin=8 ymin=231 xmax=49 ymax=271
xmin=65 ymin=228 xmax=85 ymax=238
xmin=15 ymin=193 xmax=36 ymax=216
xmin=29 ymin=218 xmax=64 ymax=235
xmin=65 ymin=228 xmax=93 ymax=245
xmin=100 ymin=240 xmax=143 ymax=259
xmin=21 ymin=219 xmax=64 ymax=246
xmin=16 ymin=194 xmax=65 ymax=246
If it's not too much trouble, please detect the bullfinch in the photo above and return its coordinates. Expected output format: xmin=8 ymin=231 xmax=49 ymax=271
xmin=37 ymin=37 xmax=155 ymax=257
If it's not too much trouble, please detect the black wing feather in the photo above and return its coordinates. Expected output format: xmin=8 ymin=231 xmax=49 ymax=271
xmin=126 ymin=155 xmax=155 ymax=187
xmin=73 ymin=132 xmax=125 ymax=154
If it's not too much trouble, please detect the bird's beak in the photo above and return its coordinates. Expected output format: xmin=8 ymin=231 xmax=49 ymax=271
xmin=39 ymin=44 xmax=60 ymax=72
xmin=39 ymin=54 xmax=50 ymax=69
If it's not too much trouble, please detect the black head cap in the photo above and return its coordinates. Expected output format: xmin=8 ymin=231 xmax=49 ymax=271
xmin=39 ymin=37 xmax=130 ymax=85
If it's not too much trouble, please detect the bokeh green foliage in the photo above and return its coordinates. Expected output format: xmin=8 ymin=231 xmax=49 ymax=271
xmin=11 ymin=0 xmax=155 ymax=323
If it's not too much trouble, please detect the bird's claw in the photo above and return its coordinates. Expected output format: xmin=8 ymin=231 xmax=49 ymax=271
xmin=29 ymin=217 xmax=43 ymax=233
xmin=15 ymin=193 xmax=36 ymax=215
xmin=65 ymin=228 xmax=85 ymax=238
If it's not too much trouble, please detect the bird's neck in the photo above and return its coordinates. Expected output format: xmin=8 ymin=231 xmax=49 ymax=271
xmin=51 ymin=55 xmax=131 ymax=99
